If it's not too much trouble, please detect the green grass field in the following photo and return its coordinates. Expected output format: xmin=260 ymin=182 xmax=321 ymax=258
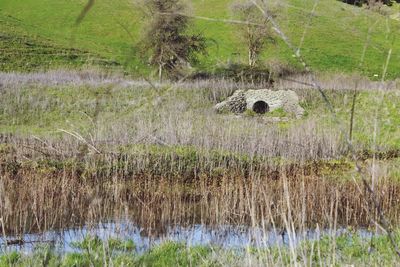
xmin=1 ymin=0 xmax=400 ymax=78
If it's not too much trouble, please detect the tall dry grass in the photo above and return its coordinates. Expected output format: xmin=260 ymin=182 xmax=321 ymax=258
xmin=0 ymin=73 xmax=356 ymax=161
xmin=1 ymin=135 xmax=399 ymax=239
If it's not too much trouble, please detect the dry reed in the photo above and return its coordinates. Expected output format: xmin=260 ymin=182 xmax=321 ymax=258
xmin=1 ymin=136 xmax=399 ymax=239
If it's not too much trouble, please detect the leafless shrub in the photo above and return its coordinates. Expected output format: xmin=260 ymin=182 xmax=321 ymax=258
xmin=231 ymin=1 xmax=276 ymax=67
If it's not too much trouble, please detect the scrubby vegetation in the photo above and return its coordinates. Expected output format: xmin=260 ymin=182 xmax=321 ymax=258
xmin=0 ymin=72 xmax=399 ymax=150
xmin=137 ymin=0 xmax=207 ymax=80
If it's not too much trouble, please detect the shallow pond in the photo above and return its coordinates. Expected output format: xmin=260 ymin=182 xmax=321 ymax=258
xmin=0 ymin=220 xmax=373 ymax=254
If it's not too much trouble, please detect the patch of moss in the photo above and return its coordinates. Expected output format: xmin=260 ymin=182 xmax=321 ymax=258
xmin=266 ymin=107 xmax=289 ymax=118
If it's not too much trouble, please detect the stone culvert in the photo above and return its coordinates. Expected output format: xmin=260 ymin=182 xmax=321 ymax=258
xmin=214 ymin=89 xmax=304 ymax=118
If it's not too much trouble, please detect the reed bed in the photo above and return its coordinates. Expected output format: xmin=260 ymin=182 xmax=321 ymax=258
xmin=1 ymin=135 xmax=399 ymax=238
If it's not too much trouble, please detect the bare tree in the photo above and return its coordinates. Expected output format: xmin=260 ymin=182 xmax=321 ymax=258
xmin=139 ymin=0 xmax=207 ymax=81
xmin=231 ymin=1 xmax=275 ymax=67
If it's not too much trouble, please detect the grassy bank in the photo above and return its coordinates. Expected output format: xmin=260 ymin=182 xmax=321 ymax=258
xmin=1 ymin=0 xmax=400 ymax=77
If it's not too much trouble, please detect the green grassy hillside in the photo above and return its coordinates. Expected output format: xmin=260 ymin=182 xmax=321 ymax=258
xmin=0 ymin=14 xmax=120 ymax=72
xmin=1 ymin=0 xmax=400 ymax=78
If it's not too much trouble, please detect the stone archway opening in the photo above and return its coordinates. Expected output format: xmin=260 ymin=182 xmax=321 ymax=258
xmin=252 ymin=100 xmax=269 ymax=114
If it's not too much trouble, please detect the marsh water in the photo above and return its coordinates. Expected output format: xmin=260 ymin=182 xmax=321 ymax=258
xmin=0 ymin=219 xmax=373 ymax=254
xmin=1 ymin=140 xmax=398 ymax=255
xmin=1 ymin=170 xmax=396 ymax=255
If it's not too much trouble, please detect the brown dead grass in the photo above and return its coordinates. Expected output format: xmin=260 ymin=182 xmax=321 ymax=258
xmin=1 ymin=136 xmax=399 ymax=238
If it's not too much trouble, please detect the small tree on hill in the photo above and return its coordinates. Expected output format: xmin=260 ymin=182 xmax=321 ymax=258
xmin=232 ymin=1 xmax=275 ymax=68
xmin=139 ymin=0 xmax=207 ymax=81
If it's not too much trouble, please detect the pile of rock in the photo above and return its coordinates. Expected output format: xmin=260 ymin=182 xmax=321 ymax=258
xmin=214 ymin=89 xmax=304 ymax=118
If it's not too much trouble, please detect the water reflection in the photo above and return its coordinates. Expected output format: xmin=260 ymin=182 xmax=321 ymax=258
xmin=0 ymin=221 xmax=373 ymax=254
